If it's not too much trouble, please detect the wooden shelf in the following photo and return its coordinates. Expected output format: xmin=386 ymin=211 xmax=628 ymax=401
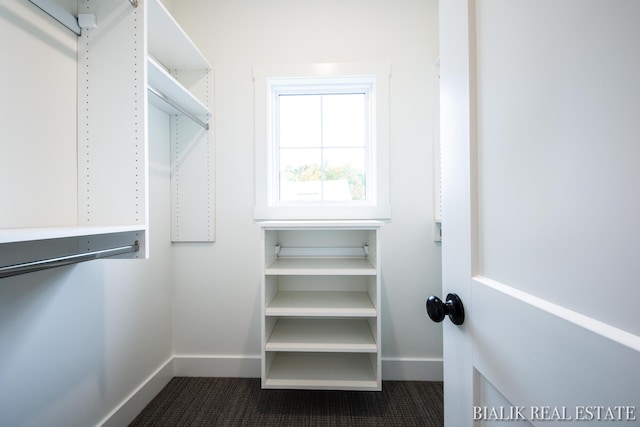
xmin=266 ymin=258 xmax=376 ymax=275
xmin=0 ymin=226 xmax=145 ymax=276
xmin=265 ymin=353 xmax=378 ymax=390
xmin=266 ymin=291 xmax=376 ymax=317
xmin=147 ymin=0 xmax=210 ymax=70
xmin=266 ymin=319 xmax=377 ymax=352
xmin=0 ymin=225 xmax=146 ymax=244
xmin=147 ymin=57 xmax=211 ymax=119
xmin=259 ymin=220 xmax=384 ymax=230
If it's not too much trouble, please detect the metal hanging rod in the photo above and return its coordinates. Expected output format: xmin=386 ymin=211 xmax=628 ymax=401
xmin=29 ymin=0 xmax=81 ymax=35
xmin=275 ymin=245 xmax=369 ymax=257
xmin=28 ymin=0 xmax=138 ymax=36
xmin=148 ymin=86 xmax=210 ymax=130
xmin=0 ymin=241 xmax=139 ymax=279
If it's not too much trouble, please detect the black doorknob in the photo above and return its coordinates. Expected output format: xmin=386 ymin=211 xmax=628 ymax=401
xmin=426 ymin=293 xmax=465 ymax=325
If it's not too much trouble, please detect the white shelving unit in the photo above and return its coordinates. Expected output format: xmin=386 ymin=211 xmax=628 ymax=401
xmin=1 ymin=0 xmax=213 ymax=276
xmin=146 ymin=0 xmax=215 ymax=243
xmin=260 ymin=221 xmax=382 ymax=391
xmin=0 ymin=0 xmax=150 ymax=262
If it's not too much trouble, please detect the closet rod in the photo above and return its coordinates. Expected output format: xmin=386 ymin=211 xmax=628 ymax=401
xmin=29 ymin=0 xmax=138 ymax=36
xmin=29 ymin=0 xmax=82 ymax=35
xmin=0 ymin=241 xmax=139 ymax=279
xmin=148 ymin=86 xmax=210 ymax=131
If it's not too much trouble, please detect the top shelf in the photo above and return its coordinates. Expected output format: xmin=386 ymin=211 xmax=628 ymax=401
xmin=0 ymin=225 xmax=146 ymax=244
xmin=259 ymin=220 xmax=384 ymax=231
xmin=147 ymin=0 xmax=210 ymax=70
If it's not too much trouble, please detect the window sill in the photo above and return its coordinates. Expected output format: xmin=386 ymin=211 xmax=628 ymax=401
xmin=253 ymin=205 xmax=391 ymax=221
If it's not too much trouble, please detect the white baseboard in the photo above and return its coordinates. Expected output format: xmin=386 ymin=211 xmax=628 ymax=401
xmin=173 ymin=354 xmax=261 ymax=377
xmin=382 ymin=357 xmax=443 ymax=381
xmin=172 ymin=355 xmax=443 ymax=381
xmin=99 ymin=357 xmax=174 ymax=427
xmin=99 ymin=355 xmax=441 ymax=426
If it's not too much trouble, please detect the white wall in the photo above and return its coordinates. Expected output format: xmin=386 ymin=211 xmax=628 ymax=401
xmin=169 ymin=0 xmax=443 ymax=379
xmin=0 ymin=1 xmax=174 ymax=426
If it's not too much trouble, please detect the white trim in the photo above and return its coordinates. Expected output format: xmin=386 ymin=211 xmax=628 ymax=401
xmin=99 ymin=357 xmax=174 ymax=427
xmin=254 ymin=63 xmax=391 ymax=220
xmin=254 ymin=204 xmax=392 ymax=220
xmin=474 ymin=276 xmax=640 ymax=352
xmin=172 ymin=355 xmax=441 ymax=381
xmin=173 ymin=354 xmax=262 ymax=377
xmin=382 ymin=357 xmax=443 ymax=381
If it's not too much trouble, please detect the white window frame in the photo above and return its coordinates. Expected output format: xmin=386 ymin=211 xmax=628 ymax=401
xmin=254 ymin=63 xmax=391 ymax=220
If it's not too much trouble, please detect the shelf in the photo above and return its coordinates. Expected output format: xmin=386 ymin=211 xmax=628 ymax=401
xmin=147 ymin=57 xmax=211 ymax=120
xmin=147 ymin=0 xmax=210 ymax=70
xmin=266 ymin=258 xmax=376 ymax=275
xmin=0 ymin=225 xmax=146 ymax=244
xmin=0 ymin=226 xmax=145 ymax=278
xmin=266 ymin=291 xmax=376 ymax=317
xmin=259 ymin=220 xmax=384 ymax=231
xmin=265 ymin=352 xmax=379 ymax=390
xmin=266 ymin=319 xmax=377 ymax=352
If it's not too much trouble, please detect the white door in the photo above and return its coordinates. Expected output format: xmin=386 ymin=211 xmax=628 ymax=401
xmin=435 ymin=1 xmax=640 ymax=426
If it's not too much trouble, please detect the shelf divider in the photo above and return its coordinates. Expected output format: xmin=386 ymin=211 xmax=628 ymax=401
xmin=266 ymin=318 xmax=377 ymax=352
xmin=266 ymin=291 xmax=376 ymax=317
xmin=266 ymin=258 xmax=376 ymax=276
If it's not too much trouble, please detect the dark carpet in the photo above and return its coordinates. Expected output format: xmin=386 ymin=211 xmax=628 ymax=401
xmin=129 ymin=377 xmax=444 ymax=426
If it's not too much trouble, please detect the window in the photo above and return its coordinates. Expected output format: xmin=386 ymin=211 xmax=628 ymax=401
xmin=276 ymin=85 xmax=370 ymax=203
xmin=254 ymin=63 xmax=391 ymax=220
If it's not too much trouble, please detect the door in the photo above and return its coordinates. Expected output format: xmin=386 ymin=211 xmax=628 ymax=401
xmin=437 ymin=1 xmax=640 ymax=425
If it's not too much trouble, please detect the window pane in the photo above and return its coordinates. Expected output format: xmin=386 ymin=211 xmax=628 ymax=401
xmin=323 ymin=148 xmax=366 ymax=201
xmin=279 ymin=148 xmax=322 ymax=201
xmin=322 ymin=94 xmax=366 ymax=148
xmin=279 ymin=95 xmax=321 ymax=148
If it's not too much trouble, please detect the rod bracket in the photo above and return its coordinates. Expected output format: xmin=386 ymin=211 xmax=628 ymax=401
xmin=78 ymin=14 xmax=97 ymax=29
